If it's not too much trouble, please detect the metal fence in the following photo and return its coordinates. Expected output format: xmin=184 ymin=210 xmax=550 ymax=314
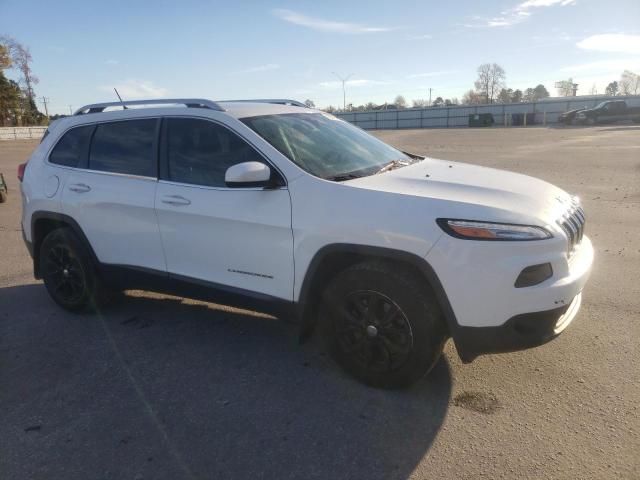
xmin=0 ymin=126 xmax=47 ymax=141
xmin=335 ymin=95 xmax=640 ymax=129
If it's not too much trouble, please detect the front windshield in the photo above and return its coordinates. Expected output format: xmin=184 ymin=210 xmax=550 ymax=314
xmin=242 ymin=112 xmax=413 ymax=180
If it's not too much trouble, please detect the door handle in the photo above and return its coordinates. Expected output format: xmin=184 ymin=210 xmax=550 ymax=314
xmin=68 ymin=183 xmax=91 ymax=193
xmin=161 ymin=195 xmax=191 ymax=206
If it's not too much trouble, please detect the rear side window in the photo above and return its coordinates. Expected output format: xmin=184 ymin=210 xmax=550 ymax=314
xmin=165 ymin=118 xmax=263 ymax=187
xmin=89 ymin=119 xmax=157 ymax=177
xmin=49 ymin=125 xmax=93 ymax=167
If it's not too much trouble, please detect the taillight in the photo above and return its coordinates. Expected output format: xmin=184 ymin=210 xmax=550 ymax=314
xmin=18 ymin=162 xmax=27 ymax=182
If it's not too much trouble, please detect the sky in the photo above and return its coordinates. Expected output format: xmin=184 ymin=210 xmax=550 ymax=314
xmin=1 ymin=0 xmax=639 ymax=114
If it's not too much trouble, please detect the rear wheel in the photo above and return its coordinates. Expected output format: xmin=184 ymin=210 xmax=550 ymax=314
xmin=40 ymin=228 xmax=111 ymax=312
xmin=320 ymin=261 xmax=447 ymax=389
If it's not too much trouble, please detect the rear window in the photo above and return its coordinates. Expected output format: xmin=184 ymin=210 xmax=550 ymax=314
xmin=49 ymin=125 xmax=93 ymax=167
xmin=89 ymin=119 xmax=157 ymax=177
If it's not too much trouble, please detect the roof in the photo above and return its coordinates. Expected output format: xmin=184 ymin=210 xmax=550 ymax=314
xmin=218 ymin=101 xmax=312 ymax=118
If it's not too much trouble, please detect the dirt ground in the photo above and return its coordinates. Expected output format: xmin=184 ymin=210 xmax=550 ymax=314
xmin=1 ymin=125 xmax=638 ymax=479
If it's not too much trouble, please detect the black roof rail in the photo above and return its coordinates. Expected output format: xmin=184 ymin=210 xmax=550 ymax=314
xmin=73 ymin=98 xmax=225 ymax=115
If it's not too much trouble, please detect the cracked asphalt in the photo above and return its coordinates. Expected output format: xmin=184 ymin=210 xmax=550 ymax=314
xmin=1 ymin=125 xmax=638 ymax=479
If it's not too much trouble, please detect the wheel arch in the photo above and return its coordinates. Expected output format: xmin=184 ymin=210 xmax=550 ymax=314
xmin=31 ymin=211 xmax=99 ymax=279
xmin=297 ymin=244 xmax=459 ymax=341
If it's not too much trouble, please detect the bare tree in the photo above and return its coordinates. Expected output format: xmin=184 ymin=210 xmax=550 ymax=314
xmin=462 ymin=89 xmax=482 ymax=105
xmin=412 ymin=99 xmax=427 ymax=108
xmin=394 ymin=95 xmax=407 ymax=109
xmin=304 ymin=99 xmax=315 ymax=108
xmin=619 ymin=70 xmax=640 ymax=95
xmin=474 ymin=63 xmax=505 ymax=104
xmin=556 ymin=78 xmax=577 ymax=97
xmin=0 ymin=36 xmax=38 ymax=102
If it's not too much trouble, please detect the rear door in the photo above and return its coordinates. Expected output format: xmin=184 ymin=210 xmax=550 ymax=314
xmin=61 ymin=118 xmax=166 ymax=271
xmin=154 ymin=117 xmax=294 ymax=300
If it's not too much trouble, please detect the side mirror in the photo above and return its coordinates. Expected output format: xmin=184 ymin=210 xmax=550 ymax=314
xmin=225 ymin=161 xmax=275 ymax=188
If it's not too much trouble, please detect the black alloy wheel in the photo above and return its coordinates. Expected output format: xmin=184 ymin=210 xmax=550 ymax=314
xmin=334 ymin=290 xmax=414 ymax=373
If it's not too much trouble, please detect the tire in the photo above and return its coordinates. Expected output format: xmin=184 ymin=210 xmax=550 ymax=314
xmin=39 ymin=227 xmax=111 ymax=312
xmin=320 ymin=260 xmax=447 ymax=389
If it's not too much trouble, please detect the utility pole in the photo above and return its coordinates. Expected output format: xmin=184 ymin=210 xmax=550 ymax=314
xmin=40 ymin=96 xmax=50 ymax=117
xmin=68 ymin=105 xmax=73 ymax=115
xmin=332 ymin=72 xmax=354 ymax=111
xmin=428 ymin=88 xmax=432 ymax=107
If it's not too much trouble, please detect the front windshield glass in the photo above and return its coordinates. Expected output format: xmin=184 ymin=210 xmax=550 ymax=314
xmin=242 ymin=112 xmax=413 ymax=180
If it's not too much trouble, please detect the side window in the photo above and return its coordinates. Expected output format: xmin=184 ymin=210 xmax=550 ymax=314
xmin=165 ymin=118 xmax=264 ymax=187
xmin=49 ymin=125 xmax=93 ymax=167
xmin=89 ymin=119 xmax=157 ymax=177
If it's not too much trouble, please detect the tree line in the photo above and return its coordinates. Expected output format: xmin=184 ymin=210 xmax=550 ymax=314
xmin=0 ymin=35 xmax=45 ymax=126
xmin=318 ymin=63 xmax=640 ymax=112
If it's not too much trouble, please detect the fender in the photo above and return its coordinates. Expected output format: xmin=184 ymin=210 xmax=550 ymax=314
xmin=297 ymin=243 xmax=460 ymax=341
xmin=30 ymin=211 xmax=101 ymax=278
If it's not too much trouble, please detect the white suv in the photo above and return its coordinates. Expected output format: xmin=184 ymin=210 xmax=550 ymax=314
xmin=19 ymin=98 xmax=594 ymax=388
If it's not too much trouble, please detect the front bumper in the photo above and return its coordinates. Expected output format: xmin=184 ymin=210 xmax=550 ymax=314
xmin=425 ymin=233 xmax=594 ymax=362
xmin=454 ymin=292 xmax=582 ymax=362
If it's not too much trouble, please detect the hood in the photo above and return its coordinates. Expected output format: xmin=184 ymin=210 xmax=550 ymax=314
xmin=346 ymin=158 xmax=574 ymax=225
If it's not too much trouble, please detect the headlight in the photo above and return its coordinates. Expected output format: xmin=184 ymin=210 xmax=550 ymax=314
xmin=437 ymin=219 xmax=552 ymax=241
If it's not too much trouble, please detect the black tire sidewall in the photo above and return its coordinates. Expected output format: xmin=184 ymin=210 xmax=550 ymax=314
xmin=40 ymin=228 xmax=97 ymax=312
xmin=320 ymin=262 xmax=446 ymax=388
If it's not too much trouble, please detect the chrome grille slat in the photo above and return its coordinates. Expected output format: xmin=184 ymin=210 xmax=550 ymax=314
xmin=556 ymin=199 xmax=586 ymax=256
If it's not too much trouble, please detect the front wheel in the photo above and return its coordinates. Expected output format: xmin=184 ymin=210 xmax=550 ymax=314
xmin=320 ymin=261 xmax=447 ymax=388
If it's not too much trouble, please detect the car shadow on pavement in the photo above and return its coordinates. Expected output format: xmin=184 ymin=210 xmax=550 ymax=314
xmin=0 ymin=284 xmax=452 ymax=480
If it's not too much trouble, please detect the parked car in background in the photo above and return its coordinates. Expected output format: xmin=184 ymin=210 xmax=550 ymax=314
xmin=576 ymin=100 xmax=640 ymax=125
xmin=558 ymin=108 xmax=586 ymax=125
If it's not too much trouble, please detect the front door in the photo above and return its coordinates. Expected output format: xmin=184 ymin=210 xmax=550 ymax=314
xmin=154 ymin=117 xmax=294 ymax=301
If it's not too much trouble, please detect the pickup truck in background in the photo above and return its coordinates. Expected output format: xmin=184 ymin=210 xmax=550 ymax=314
xmin=576 ymin=100 xmax=640 ymax=125
xmin=558 ymin=108 xmax=586 ymax=125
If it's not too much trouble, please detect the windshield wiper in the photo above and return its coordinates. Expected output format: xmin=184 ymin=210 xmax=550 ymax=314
xmin=376 ymin=159 xmax=411 ymax=174
xmin=325 ymin=173 xmax=362 ymax=182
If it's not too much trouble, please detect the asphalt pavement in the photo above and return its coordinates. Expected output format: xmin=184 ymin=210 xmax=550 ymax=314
xmin=1 ymin=125 xmax=638 ymax=479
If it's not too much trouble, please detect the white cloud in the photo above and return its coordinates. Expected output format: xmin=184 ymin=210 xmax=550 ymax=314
xmin=234 ymin=63 xmax=280 ymax=74
xmin=408 ymin=33 xmax=433 ymax=40
xmin=100 ymin=79 xmax=168 ymax=98
xmin=467 ymin=0 xmax=576 ymax=28
xmin=105 ymin=59 xmax=119 ymax=66
xmin=319 ymin=79 xmax=390 ymax=89
xmin=273 ymin=9 xmax=392 ymax=34
xmin=577 ymin=34 xmax=640 ymax=55
xmin=407 ymin=70 xmax=456 ymax=79
xmin=560 ymin=58 xmax=640 ymax=74
xmin=518 ymin=0 xmax=575 ymax=8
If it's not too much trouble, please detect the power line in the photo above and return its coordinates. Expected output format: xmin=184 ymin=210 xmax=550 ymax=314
xmin=40 ymin=96 xmax=50 ymax=117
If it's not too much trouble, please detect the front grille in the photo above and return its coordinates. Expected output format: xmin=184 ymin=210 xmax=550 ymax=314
xmin=557 ymin=200 xmax=586 ymax=254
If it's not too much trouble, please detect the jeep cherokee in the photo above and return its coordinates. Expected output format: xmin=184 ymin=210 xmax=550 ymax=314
xmin=19 ymin=98 xmax=594 ymax=388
